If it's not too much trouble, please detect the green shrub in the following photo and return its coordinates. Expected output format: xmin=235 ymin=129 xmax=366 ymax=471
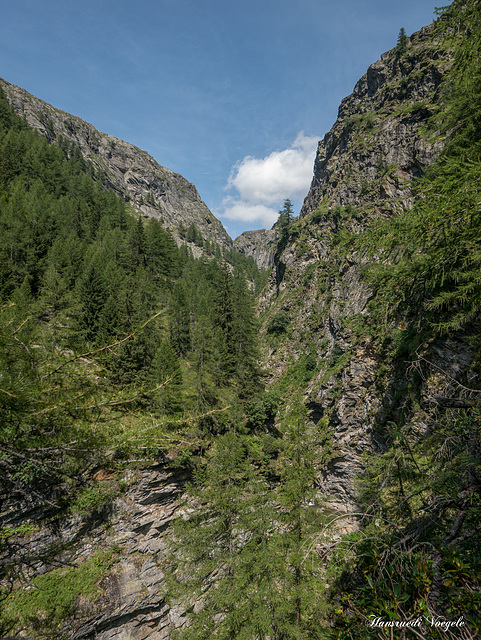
xmin=266 ymin=310 xmax=290 ymax=336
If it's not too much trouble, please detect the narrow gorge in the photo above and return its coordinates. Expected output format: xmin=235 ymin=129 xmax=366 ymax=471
xmin=1 ymin=1 xmax=480 ymax=638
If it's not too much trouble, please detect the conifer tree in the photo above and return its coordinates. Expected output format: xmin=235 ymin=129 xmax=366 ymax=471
xmin=39 ymin=263 xmax=70 ymax=315
xmin=145 ymin=217 xmax=180 ymax=278
xmin=76 ymin=255 xmax=107 ymax=344
xmin=149 ymin=340 xmax=183 ymax=413
xmin=396 ymin=27 xmax=408 ymax=55
xmin=168 ymin=432 xmax=278 ymax=639
xmin=230 ymin=268 xmax=261 ymax=397
xmin=273 ymin=401 xmax=325 ymax=638
xmin=277 ymin=198 xmax=294 ymax=252
xmin=128 ymin=216 xmax=147 ymax=269
xmin=211 ymin=263 xmax=236 ymax=379
xmin=168 ymin=401 xmax=326 ymax=639
xmin=170 ymin=281 xmax=191 ymax=357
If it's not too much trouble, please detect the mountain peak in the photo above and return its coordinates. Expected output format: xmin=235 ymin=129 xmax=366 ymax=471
xmin=0 ymin=76 xmax=233 ymax=250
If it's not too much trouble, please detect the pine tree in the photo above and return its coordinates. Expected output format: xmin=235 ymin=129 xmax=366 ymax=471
xmin=396 ymin=27 xmax=408 ymax=55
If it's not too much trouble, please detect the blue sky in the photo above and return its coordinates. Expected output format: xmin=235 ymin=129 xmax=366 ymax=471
xmin=1 ymin=0 xmax=440 ymax=239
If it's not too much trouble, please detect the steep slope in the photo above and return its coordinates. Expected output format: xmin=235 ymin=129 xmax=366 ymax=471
xmin=0 ymin=77 xmax=232 ymax=250
xmin=301 ymin=22 xmax=450 ymax=220
xmin=259 ymin=17 xmax=464 ymax=511
xmin=233 ymin=227 xmax=279 ymax=270
xmin=1 ymin=463 xmax=189 ymax=640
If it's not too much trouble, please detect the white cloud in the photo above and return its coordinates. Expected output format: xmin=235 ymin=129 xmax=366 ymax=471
xmin=227 ymin=132 xmax=318 ymax=204
xmin=221 ymin=199 xmax=279 ymax=228
xmin=219 ymin=132 xmax=318 ymax=229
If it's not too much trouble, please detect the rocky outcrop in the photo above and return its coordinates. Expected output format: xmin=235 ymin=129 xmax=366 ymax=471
xmin=300 ymin=23 xmax=452 ymax=220
xmin=0 ymin=77 xmax=232 ymax=250
xmin=259 ymin=22 xmax=458 ymax=511
xmin=1 ymin=463 xmax=189 ymax=640
xmin=233 ymin=227 xmax=279 ymax=270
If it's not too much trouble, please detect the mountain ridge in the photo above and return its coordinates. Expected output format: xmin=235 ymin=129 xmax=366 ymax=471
xmin=0 ymin=76 xmax=233 ymax=251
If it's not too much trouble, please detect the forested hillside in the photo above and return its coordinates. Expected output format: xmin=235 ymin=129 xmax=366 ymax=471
xmin=1 ymin=0 xmax=481 ymax=639
xmin=0 ymin=85 xmax=272 ymax=637
xmin=0 ymin=76 xmax=233 ymax=251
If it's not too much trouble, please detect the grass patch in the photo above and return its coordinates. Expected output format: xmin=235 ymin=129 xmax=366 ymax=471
xmin=1 ymin=549 xmax=119 ymax=636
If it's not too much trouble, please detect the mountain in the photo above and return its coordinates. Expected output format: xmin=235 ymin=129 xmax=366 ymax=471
xmin=0 ymin=77 xmax=232 ymax=250
xmin=0 ymin=74 xmax=262 ymax=640
xmin=2 ymin=1 xmax=481 ymax=638
xmin=259 ymin=17 xmax=456 ymax=510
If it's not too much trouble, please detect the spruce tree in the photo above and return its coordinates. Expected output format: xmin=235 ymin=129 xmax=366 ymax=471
xmin=396 ymin=27 xmax=408 ymax=55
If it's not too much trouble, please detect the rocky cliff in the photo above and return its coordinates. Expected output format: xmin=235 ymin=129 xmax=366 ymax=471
xmin=258 ymin=19 xmax=468 ymax=511
xmin=1 ymin=462 xmax=189 ymax=639
xmin=0 ymin=77 xmax=232 ymax=250
xmin=233 ymin=227 xmax=279 ymax=270
xmin=300 ymin=22 xmax=451 ymax=220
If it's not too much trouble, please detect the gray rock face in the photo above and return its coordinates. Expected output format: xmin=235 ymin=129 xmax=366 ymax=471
xmin=0 ymin=77 xmax=232 ymax=250
xmin=259 ymin=22 xmax=465 ymax=512
xmin=233 ymin=227 xmax=279 ymax=270
xmin=300 ymin=23 xmax=451 ymax=220
xmin=0 ymin=464 xmax=189 ymax=640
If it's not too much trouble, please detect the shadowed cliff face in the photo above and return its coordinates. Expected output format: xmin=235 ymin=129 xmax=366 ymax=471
xmin=0 ymin=77 xmax=232 ymax=250
xmin=258 ymin=21 xmax=465 ymax=511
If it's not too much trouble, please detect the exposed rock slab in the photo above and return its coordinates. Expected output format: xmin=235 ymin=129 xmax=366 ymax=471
xmin=0 ymin=464 xmax=189 ymax=640
xmin=233 ymin=227 xmax=279 ymax=270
